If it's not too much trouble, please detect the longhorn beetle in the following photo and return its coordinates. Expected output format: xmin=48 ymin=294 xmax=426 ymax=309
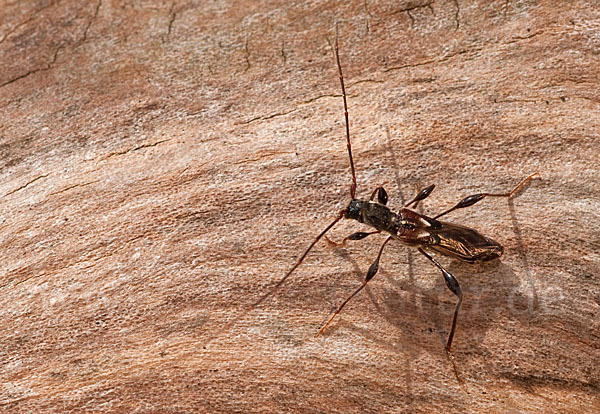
xmin=247 ymin=28 xmax=536 ymax=357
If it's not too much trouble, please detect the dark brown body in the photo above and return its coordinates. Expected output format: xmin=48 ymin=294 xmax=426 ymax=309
xmin=345 ymin=199 xmax=503 ymax=263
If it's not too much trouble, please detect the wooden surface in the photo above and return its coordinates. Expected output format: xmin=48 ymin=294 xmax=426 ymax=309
xmin=1 ymin=0 xmax=599 ymax=412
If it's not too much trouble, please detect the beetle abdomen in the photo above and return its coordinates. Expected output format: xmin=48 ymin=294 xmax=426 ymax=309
xmin=428 ymin=222 xmax=503 ymax=263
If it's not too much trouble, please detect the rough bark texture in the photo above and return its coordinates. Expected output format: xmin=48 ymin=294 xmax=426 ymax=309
xmin=1 ymin=0 xmax=599 ymax=412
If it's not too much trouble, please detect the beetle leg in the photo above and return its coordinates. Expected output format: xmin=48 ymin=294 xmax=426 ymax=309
xmin=418 ymin=248 xmax=463 ymax=354
xmin=369 ymin=186 xmax=389 ymax=205
xmin=316 ymin=236 xmax=392 ymax=336
xmin=324 ymin=230 xmax=381 ymax=247
xmin=405 ymin=184 xmax=435 ymax=208
xmin=434 ymin=172 xmax=538 ymax=219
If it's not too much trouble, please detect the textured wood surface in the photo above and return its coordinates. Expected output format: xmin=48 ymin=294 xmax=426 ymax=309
xmin=1 ymin=0 xmax=599 ymax=412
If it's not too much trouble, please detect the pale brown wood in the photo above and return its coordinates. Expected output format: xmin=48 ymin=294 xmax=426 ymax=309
xmin=1 ymin=0 xmax=599 ymax=412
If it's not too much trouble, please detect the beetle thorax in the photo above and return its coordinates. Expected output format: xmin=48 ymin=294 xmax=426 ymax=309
xmin=345 ymin=199 xmax=398 ymax=233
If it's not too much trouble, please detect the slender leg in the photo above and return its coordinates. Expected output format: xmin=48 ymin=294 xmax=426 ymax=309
xmin=405 ymin=184 xmax=435 ymax=208
xmin=418 ymin=248 xmax=463 ymax=354
xmin=316 ymin=236 xmax=393 ymax=337
xmin=410 ymin=183 xmax=422 ymax=209
xmin=369 ymin=186 xmax=388 ymax=205
xmin=325 ymin=230 xmax=381 ymax=247
xmin=434 ymin=172 xmax=538 ymax=219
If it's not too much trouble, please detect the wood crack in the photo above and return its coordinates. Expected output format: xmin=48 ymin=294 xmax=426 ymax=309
xmin=49 ymin=180 xmax=100 ymax=196
xmin=0 ymin=0 xmax=59 ymax=45
xmin=81 ymin=0 xmax=102 ymax=43
xmin=453 ymin=0 xmax=460 ymax=30
xmin=0 ymin=45 xmax=63 ymax=88
xmin=390 ymin=1 xmax=435 ymax=28
xmin=99 ymin=139 xmax=171 ymax=161
xmin=242 ymin=94 xmax=344 ymax=124
xmin=243 ymin=37 xmax=251 ymax=73
xmin=167 ymin=3 xmax=177 ymax=36
xmin=4 ymin=174 xmax=49 ymax=197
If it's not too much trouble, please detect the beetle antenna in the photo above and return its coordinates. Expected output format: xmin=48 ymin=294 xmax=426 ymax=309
xmin=245 ymin=209 xmax=345 ymax=313
xmin=335 ymin=24 xmax=357 ymax=198
xmin=205 ymin=210 xmax=346 ymax=345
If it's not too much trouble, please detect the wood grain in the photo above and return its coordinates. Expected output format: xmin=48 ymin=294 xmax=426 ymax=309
xmin=1 ymin=0 xmax=599 ymax=412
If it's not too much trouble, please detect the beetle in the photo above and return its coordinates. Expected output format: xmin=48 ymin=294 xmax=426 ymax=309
xmin=246 ymin=27 xmax=536 ymax=358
